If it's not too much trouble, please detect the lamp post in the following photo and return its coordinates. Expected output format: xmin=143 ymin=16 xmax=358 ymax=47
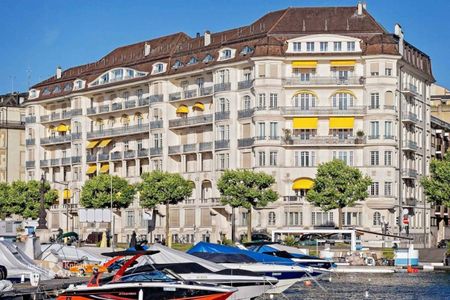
xmin=37 ymin=174 xmax=48 ymax=229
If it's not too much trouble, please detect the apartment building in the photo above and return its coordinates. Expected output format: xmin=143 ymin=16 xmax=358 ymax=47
xmin=24 ymin=4 xmax=434 ymax=245
xmin=0 ymin=92 xmax=26 ymax=182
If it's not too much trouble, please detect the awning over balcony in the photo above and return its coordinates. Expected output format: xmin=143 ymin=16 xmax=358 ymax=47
xmin=100 ymin=164 xmax=110 ymax=173
xmin=292 ymin=60 xmax=317 ymax=68
xmin=176 ymin=105 xmax=189 ymax=114
xmin=292 ymin=178 xmax=314 ymax=190
xmin=329 ymin=117 xmax=354 ymax=129
xmin=86 ymin=165 xmax=97 ymax=174
xmin=193 ymin=102 xmax=205 ymax=111
xmin=56 ymin=124 xmax=69 ymax=132
xmin=293 ymin=117 xmax=318 ymax=129
xmin=330 ymin=60 xmax=356 ymax=67
xmin=98 ymin=139 xmax=112 ymax=148
xmin=63 ymin=189 xmax=71 ymax=200
xmin=86 ymin=140 xmax=99 ymax=149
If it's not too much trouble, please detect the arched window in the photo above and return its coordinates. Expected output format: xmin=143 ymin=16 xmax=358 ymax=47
xmin=243 ymin=95 xmax=252 ymax=110
xmin=108 ymin=117 xmax=115 ymax=128
xmin=96 ymin=118 xmax=104 ymax=131
xmin=331 ymin=91 xmax=354 ymax=110
xmin=268 ymin=212 xmax=276 ymax=226
xmin=373 ymin=211 xmax=381 ymax=226
xmin=121 ymin=114 xmax=130 ymax=126
xmin=293 ymin=91 xmax=316 ymax=110
xmin=135 ymin=113 xmax=143 ymax=127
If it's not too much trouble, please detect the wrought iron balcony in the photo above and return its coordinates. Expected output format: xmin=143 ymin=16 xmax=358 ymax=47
xmin=169 ymin=114 xmax=213 ymax=128
xmin=403 ymin=140 xmax=418 ymax=151
xmin=87 ymin=124 xmax=148 ymax=139
xmin=149 ymin=94 xmax=164 ymax=104
xmin=402 ymin=112 xmax=418 ymax=123
xmin=199 ymin=142 xmax=212 ymax=151
xmin=238 ymin=80 xmax=253 ymax=90
xmin=40 ymin=134 xmax=72 ymax=145
xmin=169 ymin=92 xmax=181 ymax=101
xmin=124 ymin=150 xmax=136 ymax=159
xmin=200 ymin=86 xmax=213 ymax=96
xmin=25 ymin=116 xmax=36 ymax=124
xmin=214 ymin=82 xmax=231 ymax=92
xmin=71 ymin=108 xmax=83 ymax=116
xmin=86 ymin=154 xmax=96 ymax=163
xmin=184 ymin=89 xmax=197 ymax=99
xmin=98 ymin=153 xmax=109 ymax=161
xmin=111 ymin=151 xmax=122 ymax=160
xmin=71 ymin=156 xmax=81 ymax=164
xmin=368 ymin=135 xmax=380 ymax=140
xmin=51 ymin=158 xmax=60 ymax=166
xmin=61 ymin=157 xmax=71 ymax=165
xmin=238 ymin=138 xmax=255 ymax=148
xmin=215 ymin=111 xmax=230 ymax=121
xmin=283 ymin=136 xmax=365 ymax=145
xmin=150 ymin=147 xmax=162 ymax=156
xmin=40 ymin=160 xmax=49 ymax=167
xmin=280 ymin=106 xmax=366 ymax=116
xmin=137 ymin=148 xmax=149 ymax=157
xmin=384 ymin=135 xmax=395 ymax=140
xmin=150 ymin=120 xmax=163 ymax=129
xmin=283 ymin=76 xmax=362 ymax=86
xmin=138 ymin=97 xmax=150 ymax=106
xmin=124 ymin=100 xmax=136 ymax=109
xmin=215 ymin=139 xmax=230 ymax=150
xmin=401 ymin=84 xmax=419 ymax=97
xmin=26 ymin=161 xmax=35 ymax=168
xmin=72 ymin=132 xmax=82 ymax=140
xmin=168 ymin=145 xmax=181 ymax=154
xmin=26 ymin=139 xmax=35 ymax=146
xmin=111 ymin=103 xmax=123 ymax=111
xmin=183 ymin=143 xmax=197 ymax=153
xmin=402 ymin=168 xmax=418 ymax=179
xmin=238 ymin=108 xmax=255 ymax=119
xmin=99 ymin=105 xmax=110 ymax=113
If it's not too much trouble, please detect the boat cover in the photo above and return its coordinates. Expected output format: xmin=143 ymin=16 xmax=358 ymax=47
xmin=247 ymin=244 xmax=319 ymax=260
xmin=187 ymin=242 xmax=295 ymax=265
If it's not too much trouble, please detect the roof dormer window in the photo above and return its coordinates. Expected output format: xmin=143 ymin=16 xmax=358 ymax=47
xmin=29 ymin=89 xmax=38 ymax=99
xmin=63 ymin=83 xmax=73 ymax=92
xmin=293 ymin=42 xmax=301 ymax=52
xmin=221 ymin=49 xmax=232 ymax=60
xmin=187 ymin=57 xmax=198 ymax=65
xmin=74 ymin=80 xmax=84 ymax=90
xmin=203 ymin=54 xmax=214 ymax=64
xmin=152 ymin=62 xmax=166 ymax=74
xmin=172 ymin=60 xmax=183 ymax=69
xmin=89 ymin=68 xmax=148 ymax=87
xmin=42 ymin=88 xmax=51 ymax=96
xmin=52 ymin=86 xmax=61 ymax=94
xmin=333 ymin=42 xmax=342 ymax=52
xmin=240 ymin=46 xmax=254 ymax=56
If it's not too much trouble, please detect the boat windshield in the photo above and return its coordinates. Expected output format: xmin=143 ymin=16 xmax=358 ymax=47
xmin=119 ymin=270 xmax=173 ymax=283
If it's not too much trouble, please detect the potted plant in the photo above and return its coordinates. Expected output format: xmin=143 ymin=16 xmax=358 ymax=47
xmin=282 ymin=128 xmax=293 ymax=144
xmin=355 ymin=130 xmax=365 ymax=144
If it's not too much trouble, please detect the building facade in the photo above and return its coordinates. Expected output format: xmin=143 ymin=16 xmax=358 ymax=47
xmin=0 ymin=92 xmax=26 ymax=182
xmin=24 ymin=5 xmax=435 ymax=245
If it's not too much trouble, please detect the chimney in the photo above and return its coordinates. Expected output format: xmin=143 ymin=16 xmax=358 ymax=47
xmin=362 ymin=1 xmax=367 ymax=9
xmin=196 ymin=32 xmax=200 ymax=38
xmin=56 ymin=66 xmax=62 ymax=79
xmin=204 ymin=31 xmax=211 ymax=46
xmin=394 ymin=24 xmax=404 ymax=55
xmin=144 ymin=42 xmax=151 ymax=56
xmin=357 ymin=2 xmax=363 ymax=15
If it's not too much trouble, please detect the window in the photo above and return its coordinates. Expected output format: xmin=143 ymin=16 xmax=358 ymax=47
xmin=258 ymin=152 xmax=266 ymax=166
xmin=347 ymin=41 xmax=356 ymax=51
xmin=370 ymin=121 xmax=380 ymax=138
xmin=153 ymin=133 xmax=162 ymax=148
xmin=241 ymin=212 xmax=248 ymax=226
xmin=126 ymin=211 xmax=135 ymax=227
xmin=268 ymin=212 xmax=276 ymax=225
xmin=154 ymin=63 xmax=164 ymax=73
xmin=217 ymin=153 xmax=229 ymax=170
xmin=112 ymin=69 xmax=123 ymax=80
xmin=293 ymin=42 xmax=301 ymax=52
xmin=332 ymin=151 xmax=353 ymax=166
xmin=221 ymin=49 xmax=232 ymax=59
xmin=218 ymin=98 xmax=229 ymax=112
xmin=296 ymin=151 xmax=316 ymax=167
xmin=370 ymin=182 xmax=379 ymax=196
xmin=373 ymin=212 xmax=381 ymax=226
xmin=370 ymin=93 xmax=380 ymax=109
xmin=187 ymin=57 xmax=198 ymax=65
xmin=75 ymin=80 xmax=83 ymax=89
xmin=311 ymin=211 xmax=334 ymax=226
xmin=295 ymin=129 xmax=315 ymax=140
xmin=320 ymin=42 xmax=328 ymax=52
xmin=269 ymin=93 xmax=278 ymax=109
xmin=257 ymin=122 xmax=265 ymax=139
xmin=257 ymin=93 xmax=266 ymax=109
xmin=285 ymin=212 xmax=302 ymax=226
xmin=42 ymin=88 xmax=51 ymax=96
xmin=306 ymin=42 xmax=315 ymax=52
xmin=384 ymin=182 xmax=392 ymax=196
xmin=240 ymin=46 xmax=254 ymax=55
xmin=333 ymin=41 xmax=342 ymax=51
xmin=217 ymin=125 xmax=229 ymax=140
xmin=123 ymin=91 xmax=129 ymax=101
xmin=332 ymin=92 xmax=353 ymax=109
xmin=137 ymin=89 xmax=143 ymax=100
xmin=217 ymin=69 xmax=229 ymax=84
xmin=172 ymin=60 xmax=183 ymax=69
xmin=269 ymin=122 xmax=278 ymax=139
xmin=370 ymin=151 xmax=379 ymax=166
xmin=243 ymin=96 xmax=251 ymax=110
xmin=203 ymin=54 xmax=214 ymax=63
xmin=385 ymin=68 xmax=392 ymax=76
xmin=385 ymin=121 xmax=393 ymax=138
xmin=269 ymin=151 xmax=278 ymax=166
xmin=53 ymin=86 xmax=61 ymax=94
xmin=293 ymin=93 xmax=316 ymax=109
xmin=384 ymin=151 xmax=393 ymax=166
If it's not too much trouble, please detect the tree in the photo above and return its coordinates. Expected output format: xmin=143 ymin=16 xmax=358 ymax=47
xmin=0 ymin=183 xmax=10 ymax=219
xmin=137 ymin=171 xmax=193 ymax=245
xmin=217 ymin=169 xmax=278 ymax=242
xmin=80 ymin=174 xmax=136 ymax=209
xmin=4 ymin=180 xmax=58 ymax=219
xmin=306 ymin=159 xmax=372 ymax=229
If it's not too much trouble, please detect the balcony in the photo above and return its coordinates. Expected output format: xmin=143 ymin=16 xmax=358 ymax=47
xmin=168 ymin=145 xmax=181 ymax=154
xmin=111 ymin=151 xmax=122 ymax=160
xmin=184 ymin=89 xmax=197 ymax=99
xmin=40 ymin=160 xmax=49 ymax=167
xmin=71 ymin=156 xmax=81 ymax=164
xmin=199 ymin=142 xmax=212 ymax=151
xmin=150 ymin=120 xmax=163 ymax=129
xmin=124 ymin=150 xmax=136 ymax=159
xmin=403 ymin=140 xmax=418 ymax=152
xmin=72 ymin=132 xmax=82 ymax=140
xmin=280 ymin=106 xmax=366 ymax=116
xmin=183 ymin=143 xmax=197 ymax=153
xmin=238 ymin=108 xmax=255 ymax=119
xmin=169 ymin=114 xmax=213 ymax=128
xmin=402 ymin=168 xmax=418 ymax=179
xmin=26 ymin=139 xmax=35 ymax=146
xmin=284 ymin=76 xmax=362 ymax=86
xmin=98 ymin=153 xmax=109 ymax=161
xmin=238 ymin=138 xmax=255 ymax=148
xmin=284 ymin=136 xmax=365 ymax=146
xmin=401 ymin=84 xmax=419 ymax=97
xmin=124 ymin=100 xmax=136 ymax=109
xmin=50 ymin=158 xmax=60 ymax=166
xmin=40 ymin=109 xmax=82 ymax=122
xmin=169 ymin=92 xmax=181 ymax=101
xmin=86 ymin=154 xmax=96 ymax=163
xmin=40 ymin=134 xmax=72 ymax=145
xmin=138 ymin=97 xmax=150 ymax=106
xmin=384 ymin=135 xmax=396 ymax=140
xmin=368 ymin=135 xmax=380 ymax=140
xmin=200 ymin=86 xmax=213 ymax=96
xmin=215 ymin=139 xmax=230 ymax=150
xmin=402 ymin=112 xmax=418 ymax=123
xmin=404 ymin=197 xmax=416 ymax=207
xmin=61 ymin=157 xmax=71 ymax=165
xmin=137 ymin=148 xmax=149 ymax=157
xmin=111 ymin=103 xmax=123 ymax=111
xmin=214 ymin=83 xmax=231 ymax=92
xmin=25 ymin=116 xmax=36 ymax=124
xmin=238 ymin=80 xmax=253 ymax=90
xmin=25 ymin=161 xmax=35 ymax=168
xmin=215 ymin=111 xmax=230 ymax=121
xmin=87 ymin=124 xmax=147 ymax=139
xmin=149 ymin=94 xmax=164 ymax=104
xmin=150 ymin=147 xmax=162 ymax=156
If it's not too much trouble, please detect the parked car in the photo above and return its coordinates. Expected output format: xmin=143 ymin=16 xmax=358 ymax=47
xmin=437 ymin=239 xmax=450 ymax=248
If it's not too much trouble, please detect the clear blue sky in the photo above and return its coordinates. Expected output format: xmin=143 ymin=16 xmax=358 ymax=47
xmin=1 ymin=0 xmax=449 ymax=94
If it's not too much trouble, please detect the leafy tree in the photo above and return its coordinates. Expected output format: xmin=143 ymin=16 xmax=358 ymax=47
xmin=80 ymin=174 xmax=136 ymax=209
xmin=217 ymin=169 xmax=278 ymax=242
xmin=0 ymin=183 xmax=10 ymax=219
xmin=137 ymin=171 xmax=193 ymax=245
xmin=306 ymin=159 xmax=372 ymax=228
xmin=5 ymin=180 xmax=58 ymax=219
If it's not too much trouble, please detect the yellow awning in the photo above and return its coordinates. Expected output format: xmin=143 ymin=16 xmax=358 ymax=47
xmin=98 ymin=139 xmax=112 ymax=148
xmin=176 ymin=105 xmax=189 ymax=114
xmin=56 ymin=124 xmax=69 ymax=132
xmin=292 ymin=178 xmax=314 ymax=190
xmin=193 ymin=102 xmax=205 ymax=111
xmin=293 ymin=117 xmax=318 ymax=129
xmin=63 ymin=189 xmax=71 ymax=200
xmin=86 ymin=141 xmax=99 ymax=149
xmin=292 ymin=61 xmax=318 ymax=68
xmin=329 ymin=117 xmax=355 ymax=129
xmin=330 ymin=60 xmax=356 ymax=67
xmin=86 ymin=165 xmax=97 ymax=174
xmin=100 ymin=164 xmax=110 ymax=173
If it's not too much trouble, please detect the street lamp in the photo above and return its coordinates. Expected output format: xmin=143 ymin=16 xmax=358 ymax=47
xmin=37 ymin=174 xmax=48 ymax=229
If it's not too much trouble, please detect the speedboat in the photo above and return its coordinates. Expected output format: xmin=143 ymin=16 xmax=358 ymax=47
xmin=57 ymin=250 xmax=236 ymax=300
xmin=188 ymin=242 xmax=314 ymax=294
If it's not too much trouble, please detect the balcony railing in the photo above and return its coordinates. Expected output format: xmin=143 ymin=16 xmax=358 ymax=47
xmin=40 ymin=109 xmax=82 ymax=121
xmin=169 ymin=114 xmax=213 ymax=128
xmin=402 ymin=112 xmax=419 ymax=123
xmin=51 ymin=158 xmax=60 ymax=166
xmin=138 ymin=148 xmax=149 ymax=157
xmin=26 ymin=139 xmax=35 ymax=146
xmin=87 ymin=124 xmax=147 ymax=139
xmin=215 ymin=111 xmax=230 ymax=121
xmin=401 ymin=84 xmax=419 ymax=96
xmin=403 ymin=140 xmax=418 ymax=151
xmin=284 ymin=136 xmax=365 ymax=145
xmin=61 ymin=157 xmax=71 ymax=165
xmin=150 ymin=147 xmax=162 ymax=156
xmin=71 ymin=156 xmax=81 ymax=164
xmin=184 ymin=89 xmax=197 ymax=99
xmin=86 ymin=154 xmax=96 ymax=163
xmin=150 ymin=120 xmax=163 ymax=129
xmin=183 ymin=143 xmax=197 ymax=153
xmin=111 ymin=152 xmax=122 ymax=160
xmin=72 ymin=132 xmax=82 ymax=140
xmin=149 ymin=94 xmax=164 ymax=104
xmin=402 ymin=168 xmax=418 ymax=179
xmin=26 ymin=161 xmax=35 ymax=168
xmin=111 ymin=103 xmax=123 ymax=111
xmin=168 ymin=145 xmax=181 ymax=154
xmin=199 ymin=142 xmax=212 ymax=151
xmin=200 ymin=86 xmax=213 ymax=96
xmin=124 ymin=100 xmax=136 ymax=109
xmin=169 ymin=92 xmax=181 ymax=101
xmin=384 ymin=135 xmax=396 ymax=140
xmin=40 ymin=160 xmax=49 ymax=167
xmin=280 ymin=106 xmax=367 ymax=115
xmin=25 ymin=116 xmax=36 ymax=124
xmin=214 ymin=83 xmax=231 ymax=92
xmin=238 ymin=80 xmax=253 ymax=90
xmin=238 ymin=108 xmax=255 ymax=119
xmin=138 ymin=97 xmax=150 ymax=106
xmin=238 ymin=138 xmax=255 ymax=148
xmin=368 ymin=135 xmax=380 ymax=140
xmin=215 ymin=139 xmax=230 ymax=149
xmin=40 ymin=134 xmax=72 ymax=145
xmin=98 ymin=153 xmax=109 ymax=161
xmin=284 ymin=76 xmax=363 ymax=86
xmin=124 ymin=150 xmax=136 ymax=159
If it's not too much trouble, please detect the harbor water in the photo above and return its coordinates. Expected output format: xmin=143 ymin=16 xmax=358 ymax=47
xmin=280 ymin=272 xmax=450 ymax=299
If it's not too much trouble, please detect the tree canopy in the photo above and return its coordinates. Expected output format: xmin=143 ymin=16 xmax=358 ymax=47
xmin=217 ymin=169 xmax=278 ymax=241
xmin=421 ymin=152 xmax=450 ymax=208
xmin=80 ymin=174 xmax=136 ymax=209
xmin=0 ymin=180 xmax=58 ymax=219
xmin=306 ymin=159 xmax=372 ymax=228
